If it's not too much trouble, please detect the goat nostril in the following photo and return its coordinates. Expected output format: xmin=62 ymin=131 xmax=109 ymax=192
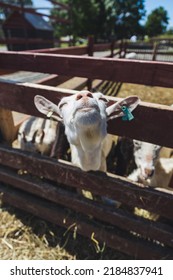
xmin=76 ymin=92 xmax=93 ymax=100
xmin=76 ymin=94 xmax=82 ymax=100
xmin=149 ymin=169 xmax=154 ymax=177
xmin=144 ymin=168 xmax=154 ymax=177
xmin=87 ymin=92 xmax=93 ymax=98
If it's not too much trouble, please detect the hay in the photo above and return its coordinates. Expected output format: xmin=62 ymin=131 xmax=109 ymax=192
xmin=0 ymin=205 xmax=74 ymax=260
xmin=0 ymin=201 xmax=132 ymax=260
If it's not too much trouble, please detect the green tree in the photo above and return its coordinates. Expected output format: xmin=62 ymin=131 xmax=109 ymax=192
xmin=165 ymin=27 xmax=173 ymax=36
xmin=51 ymin=0 xmax=146 ymax=41
xmin=112 ymin=0 xmax=146 ymax=39
xmin=145 ymin=7 xmax=169 ymax=37
xmin=52 ymin=0 xmax=115 ymax=42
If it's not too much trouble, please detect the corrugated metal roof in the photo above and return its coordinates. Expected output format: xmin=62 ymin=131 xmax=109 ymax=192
xmin=24 ymin=13 xmax=53 ymax=31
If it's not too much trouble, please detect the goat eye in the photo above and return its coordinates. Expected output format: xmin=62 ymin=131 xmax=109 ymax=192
xmin=99 ymin=97 xmax=108 ymax=103
xmin=133 ymin=141 xmax=140 ymax=148
xmin=59 ymin=102 xmax=67 ymax=109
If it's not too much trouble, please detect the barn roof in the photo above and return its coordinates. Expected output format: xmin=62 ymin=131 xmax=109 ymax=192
xmin=24 ymin=12 xmax=53 ymax=31
xmin=3 ymin=11 xmax=53 ymax=31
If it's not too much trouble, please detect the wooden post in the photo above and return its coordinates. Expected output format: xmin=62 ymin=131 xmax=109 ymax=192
xmin=87 ymin=36 xmax=94 ymax=90
xmin=110 ymin=40 xmax=115 ymax=57
xmin=119 ymin=39 xmax=124 ymax=58
xmin=122 ymin=41 xmax=127 ymax=58
xmin=0 ymin=108 xmax=15 ymax=144
xmin=152 ymin=42 xmax=158 ymax=61
xmin=87 ymin=35 xmax=94 ymax=56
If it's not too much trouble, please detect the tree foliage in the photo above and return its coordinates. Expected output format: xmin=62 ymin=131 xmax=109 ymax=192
xmin=52 ymin=0 xmax=114 ymax=41
xmin=52 ymin=0 xmax=146 ymax=41
xmin=113 ymin=0 xmax=146 ymax=39
xmin=51 ymin=0 xmax=171 ymax=41
xmin=145 ymin=7 xmax=169 ymax=37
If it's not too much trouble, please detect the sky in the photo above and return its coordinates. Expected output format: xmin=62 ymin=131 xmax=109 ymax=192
xmin=145 ymin=0 xmax=173 ymax=27
xmin=32 ymin=0 xmax=173 ymax=28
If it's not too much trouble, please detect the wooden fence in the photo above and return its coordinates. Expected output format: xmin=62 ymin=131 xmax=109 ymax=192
xmin=124 ymin=40 xmax=173 ymax=62
xmin=0 ymin=49 xmax=173 ymax=259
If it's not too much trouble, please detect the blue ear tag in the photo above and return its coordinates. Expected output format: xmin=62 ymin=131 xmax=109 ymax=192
xmin=121 ymin=105 xmax=134 ymax=121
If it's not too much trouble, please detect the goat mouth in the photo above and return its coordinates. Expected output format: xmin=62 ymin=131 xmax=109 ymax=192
xmin=139 ymin=171 xmax=154 ymax=181
xmin=78 ymin=107 xmax=96 ymax=112
xmin=75 ymin=105 xmax=99 ymax=114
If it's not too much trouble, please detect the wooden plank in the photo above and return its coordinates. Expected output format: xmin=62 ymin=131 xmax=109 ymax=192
xmin=27 ymin=46 xmax=88 ymax=55
xmin=87 ymin=36 xmax=94 ymax=89
xmin=110 ymin=41 xmax=115 ymax=57
xmin=0 ymin=108 xmax=15 ymax=143
xmin=108 ymin=102 xmax=173 ymax=148
xmin=0 ymin=80 xmax=172 ymax=147
xmin=0 ymin=146 xmax=173 ymax=220
xmin=35 ymin=74 xmax=72 ymax=86
xmin=114 ymin=50 xmax=121 ymax=57
xmin=0 ymin=166 xmax=173 ymax=248
xmin=0 ymin=80 xmax=78 ymax=116
xmin=93 ymin=43 xmax=111 ymax=52
xmin=1 ymin=51 xmax=173 ymax=87
xmin=0 ymin=38 xmax=53 ymax=45
xmin=0 ymin=69 xmax=15 ymax=75
xmin=127 ymin=50 xmax=173 ymax=56
xmin=0 ymin=184 xmax=172 ymax=259
xmin=127 ymin=43 xmax=153 ymax=49
xmin=47 ymin=0 xmax=70 ymax=10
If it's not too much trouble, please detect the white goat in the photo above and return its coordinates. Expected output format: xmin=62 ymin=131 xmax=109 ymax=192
xmin=128 ymin=140 xmax=173 ymax=189
xmin=34 ymin=91 xmax=140 ymax=172
xmin=17 ymin=116 xmax=58 ymax=156
xmin=150 ymin=157 xmax=173 ymax=189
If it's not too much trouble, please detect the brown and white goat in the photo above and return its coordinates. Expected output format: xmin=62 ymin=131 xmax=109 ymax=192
xmin=128 ymin=140 xmax=173 ymax=189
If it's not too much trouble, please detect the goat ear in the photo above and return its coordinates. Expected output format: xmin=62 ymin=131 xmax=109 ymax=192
xmin=106 ymin=96 xmax=140 ymax=121
xmin=34 ymin=95 xmax=62 ymax=122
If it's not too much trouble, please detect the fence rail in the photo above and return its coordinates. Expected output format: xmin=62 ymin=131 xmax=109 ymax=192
xmin=0 ymin=146 xmax=173 ymax=259
xmin=0 ymin=80 xmax=172 ymax=148
xmin=1 ymin=51 xmax=173 ymax=88
xmin=0 ymin=45 xmax=173 ymax=259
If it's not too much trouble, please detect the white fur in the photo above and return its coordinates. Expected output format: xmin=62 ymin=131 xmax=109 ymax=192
xmin=149 ymin=158 xmax=173 ymax=188
xmin=132 ymin=140 xmax=161 ymax=180
xmin=34 ymin=91 xmax=140 ymax=172
xmin=17 ymin=117 xmax=58 ymax=155
xmin=128 ymin=139 xmax=173 ymax=189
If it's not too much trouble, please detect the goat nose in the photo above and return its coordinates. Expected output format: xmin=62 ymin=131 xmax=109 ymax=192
xmin=76 ymin=92 xmax=93 ymax=100
xmin=144 ymin=168 xmax=154 ymax=177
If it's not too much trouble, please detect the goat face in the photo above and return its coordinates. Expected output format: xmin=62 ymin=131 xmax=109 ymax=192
xmin=57 ymin=91 xmax=109 ymax=147
xmin=133 ymin=140 xmax=161 ymax=180
xmin=18 ymin=117 xmax=58 ymax=155
xmin=34 ymin=91 xmax=140 ymax=171
xmin=59 ymin=91 xmax=107 ymax=124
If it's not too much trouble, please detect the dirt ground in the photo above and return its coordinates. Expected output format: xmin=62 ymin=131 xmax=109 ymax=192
xmin=118 ymin=83 xmax=173 ymax=105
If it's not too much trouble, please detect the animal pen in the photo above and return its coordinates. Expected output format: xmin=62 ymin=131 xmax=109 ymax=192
xmin=0 ymin=43 xmax=173 ymax=260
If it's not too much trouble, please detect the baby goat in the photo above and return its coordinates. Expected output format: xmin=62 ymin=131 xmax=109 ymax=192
xmin=128 ymin=140 xmax=173 ymax=189
xmin=34 ymin=91 xmax=140 ymax=172
xmin=17 ymin=116 xmax=58 ymax=156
